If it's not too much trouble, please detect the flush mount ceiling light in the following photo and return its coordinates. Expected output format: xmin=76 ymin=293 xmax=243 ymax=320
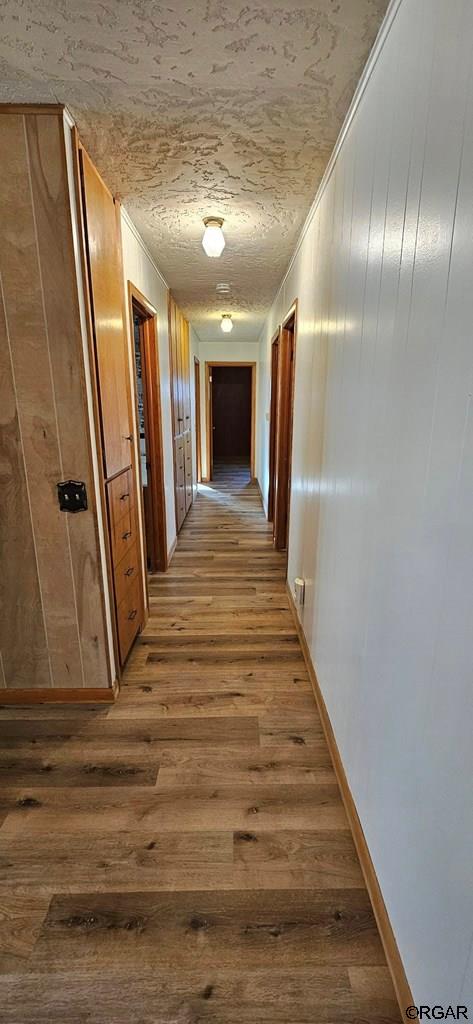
xmin=202 ymin=217 xmax=225 ymax=258
xmin=221 ymin=313 xmax=233 ymax=333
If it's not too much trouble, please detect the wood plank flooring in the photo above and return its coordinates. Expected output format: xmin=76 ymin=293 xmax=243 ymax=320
xmin=0 ymin=462 xmax=400 ymax=1023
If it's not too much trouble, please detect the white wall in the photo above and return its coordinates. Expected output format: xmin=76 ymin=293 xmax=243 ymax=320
xmin=120 ymin=211 xmax=177 ymax=560
xmin=197 ymin=341 xmax=259 ymax=480
xmin=257 ymin=0 xmax=473 ymax=1005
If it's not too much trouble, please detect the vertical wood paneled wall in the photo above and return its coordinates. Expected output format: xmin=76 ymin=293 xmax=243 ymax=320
xmin=0 ymin=107 xmax=110 ymax=692
xmin=168 ymin=294 xmax=193 ymax=530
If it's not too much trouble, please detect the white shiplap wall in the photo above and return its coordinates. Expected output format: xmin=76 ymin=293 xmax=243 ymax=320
xmin=257 ymin=0 xmax=473 ymax=1005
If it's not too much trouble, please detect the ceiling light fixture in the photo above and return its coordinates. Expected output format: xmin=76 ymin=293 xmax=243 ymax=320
xmin=202 ymin=217 xmax=225 ymax=258
xmin=221 ymin=313 xmax=233 ymax=334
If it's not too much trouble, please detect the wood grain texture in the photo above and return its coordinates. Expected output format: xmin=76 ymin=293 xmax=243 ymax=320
xmin=168 ymin=293 xmax=193 ymax=531
xmin=0 ymin=110 xmax=110 ymax=693
xmin=0 ymin=463 xmax=400 ymax=1020
xmin=0 ymin=260 xmax=49 ymax=689
xmin=80 ymin=148 xmax=133 ymax=482
xmin=0 ymin=112 xmax=82 ymax=688
xmin=25 ymin=113 xmax=110 ymax=690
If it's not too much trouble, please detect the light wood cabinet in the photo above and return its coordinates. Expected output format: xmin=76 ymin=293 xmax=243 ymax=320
xmin=168 ymin=295 xmax=193 ymax=531
xmin=77 ymin=140 xmax=145 ymax=669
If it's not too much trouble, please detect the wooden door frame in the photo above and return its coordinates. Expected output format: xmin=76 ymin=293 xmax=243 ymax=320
xmin=194 ymin=357 xmax=202 ymax=484
xmin=128 ymin=281 xmax=168 ymax=573
xmin=273 ymin=300 xmax=298 ymax=553
xmin=267 ymin=329 xmax=280 ymax=522
xmin=204 ymin=361 xmax=256 ymax=481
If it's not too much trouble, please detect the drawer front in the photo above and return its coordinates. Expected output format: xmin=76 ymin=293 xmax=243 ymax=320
xmin=117 ymin=574 xmax=142 ymax=665
xmin=107 ymin=468 xmax=134 ymax=530
xmin=114 ymin=541 xmax=140 ymax=609
xmin=111 ymin=507 xmax=135 ymax=565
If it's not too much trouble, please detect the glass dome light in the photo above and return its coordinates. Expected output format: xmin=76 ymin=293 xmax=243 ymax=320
xmin=221 ymin=314 xmax=233 ymax=333
xmin=202 ymin=217 xmax=225 ymax=258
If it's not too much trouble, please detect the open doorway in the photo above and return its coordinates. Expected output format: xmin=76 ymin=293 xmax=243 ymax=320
xmin=128 ymin=283 xmax=168 ymax=573
xmin=269 ymin=305 xmax=297 ymax=552
xmin=205 ymin=362 xmax=256 ymax=481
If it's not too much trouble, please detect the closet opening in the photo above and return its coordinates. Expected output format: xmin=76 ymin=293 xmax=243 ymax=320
xmin=129 ymin=284 xmax=168 ymax=573
xmin=205 ymin=362 xmax=256 ymax=482
xmin=271 ymin=304 xmax=297 ymax=553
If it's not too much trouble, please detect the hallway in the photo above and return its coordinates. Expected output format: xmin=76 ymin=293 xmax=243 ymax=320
xmin=0 ymin=467 xmax=398 ymax=1022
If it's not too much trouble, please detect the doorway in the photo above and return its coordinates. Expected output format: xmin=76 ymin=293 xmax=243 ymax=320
xmin=128 ymin=283 xmax=168 ymax=573
xmin=270 ymin=305 xmax=297 ymax=552
xmin=205 ymin=362 xmax=256 ymax=480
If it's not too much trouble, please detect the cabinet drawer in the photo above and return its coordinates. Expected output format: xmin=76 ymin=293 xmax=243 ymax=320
xmin=107 ymin=468 xmax=134 ymax=530
xmin=111 ymin=507 xmax=135 ymax=565
xmin=117 ymin=574 xmax=142 ymax=665
xmin=114 ymin=541 xmax=140 ymax=609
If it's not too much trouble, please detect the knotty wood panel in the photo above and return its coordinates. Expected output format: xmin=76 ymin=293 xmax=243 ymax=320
xmin=25 ymin=112 xmax=110 ymax=690
xmin=0 ymin=968 xmax=400 ymax=1023
xmin=34 ymin=888 xmax=385 ymax=969
xmin=0 ymin=108 xmax=109 ymax=692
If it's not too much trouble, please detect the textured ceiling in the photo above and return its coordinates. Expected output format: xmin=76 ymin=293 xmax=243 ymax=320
xmin=0 ymin=0 xmax=388 ymax=342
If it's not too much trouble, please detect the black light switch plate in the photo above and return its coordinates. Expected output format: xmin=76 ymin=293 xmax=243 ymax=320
xmin=57 ymin=480 xmax=88 ymax=513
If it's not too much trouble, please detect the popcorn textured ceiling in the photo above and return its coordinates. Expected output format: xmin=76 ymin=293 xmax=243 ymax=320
xmin=0 ymin=0 xmax=388 ymax=342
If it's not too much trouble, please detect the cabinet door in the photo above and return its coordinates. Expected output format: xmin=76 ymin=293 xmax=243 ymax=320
xmin=80 ymin=150 xmax=133 ymax=480
xmin=184 ymin=431 xmax=193 ymax=512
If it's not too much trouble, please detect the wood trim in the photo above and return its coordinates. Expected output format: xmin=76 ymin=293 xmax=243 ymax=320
xmin=205 ymin=361 xmax=212 ymax=481
xmin=0 ymin=687 xmax=116 ymax=705
xmin=0 ymin=103 xmax=65 ymax=115
xmin=114 ymin=201 xmax=146 ymax=635
xmin=128 ymin=281 xmax=168 ymax=574
xmin=205 ymin=362 xmax=257 ymax=480
xmin=286 ymin=584 xmax=413 ymax=1020
xmin=194 ymin=357 xmax=202 ymax=484
xmin=273 ymin=300 xmax=297 ymax=551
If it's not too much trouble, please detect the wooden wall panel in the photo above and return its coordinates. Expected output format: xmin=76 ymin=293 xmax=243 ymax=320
xmin=24 ymin=113 xmax=110 ymax=689
xmin=0 ymin=109 xmax=110 ymax=692
xmin=0 ymin=284 xmax=50 ymax=689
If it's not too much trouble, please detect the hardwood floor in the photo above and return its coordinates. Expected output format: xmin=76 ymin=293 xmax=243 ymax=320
xmin=0 ymin=462 xmax=400 ymax=1023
